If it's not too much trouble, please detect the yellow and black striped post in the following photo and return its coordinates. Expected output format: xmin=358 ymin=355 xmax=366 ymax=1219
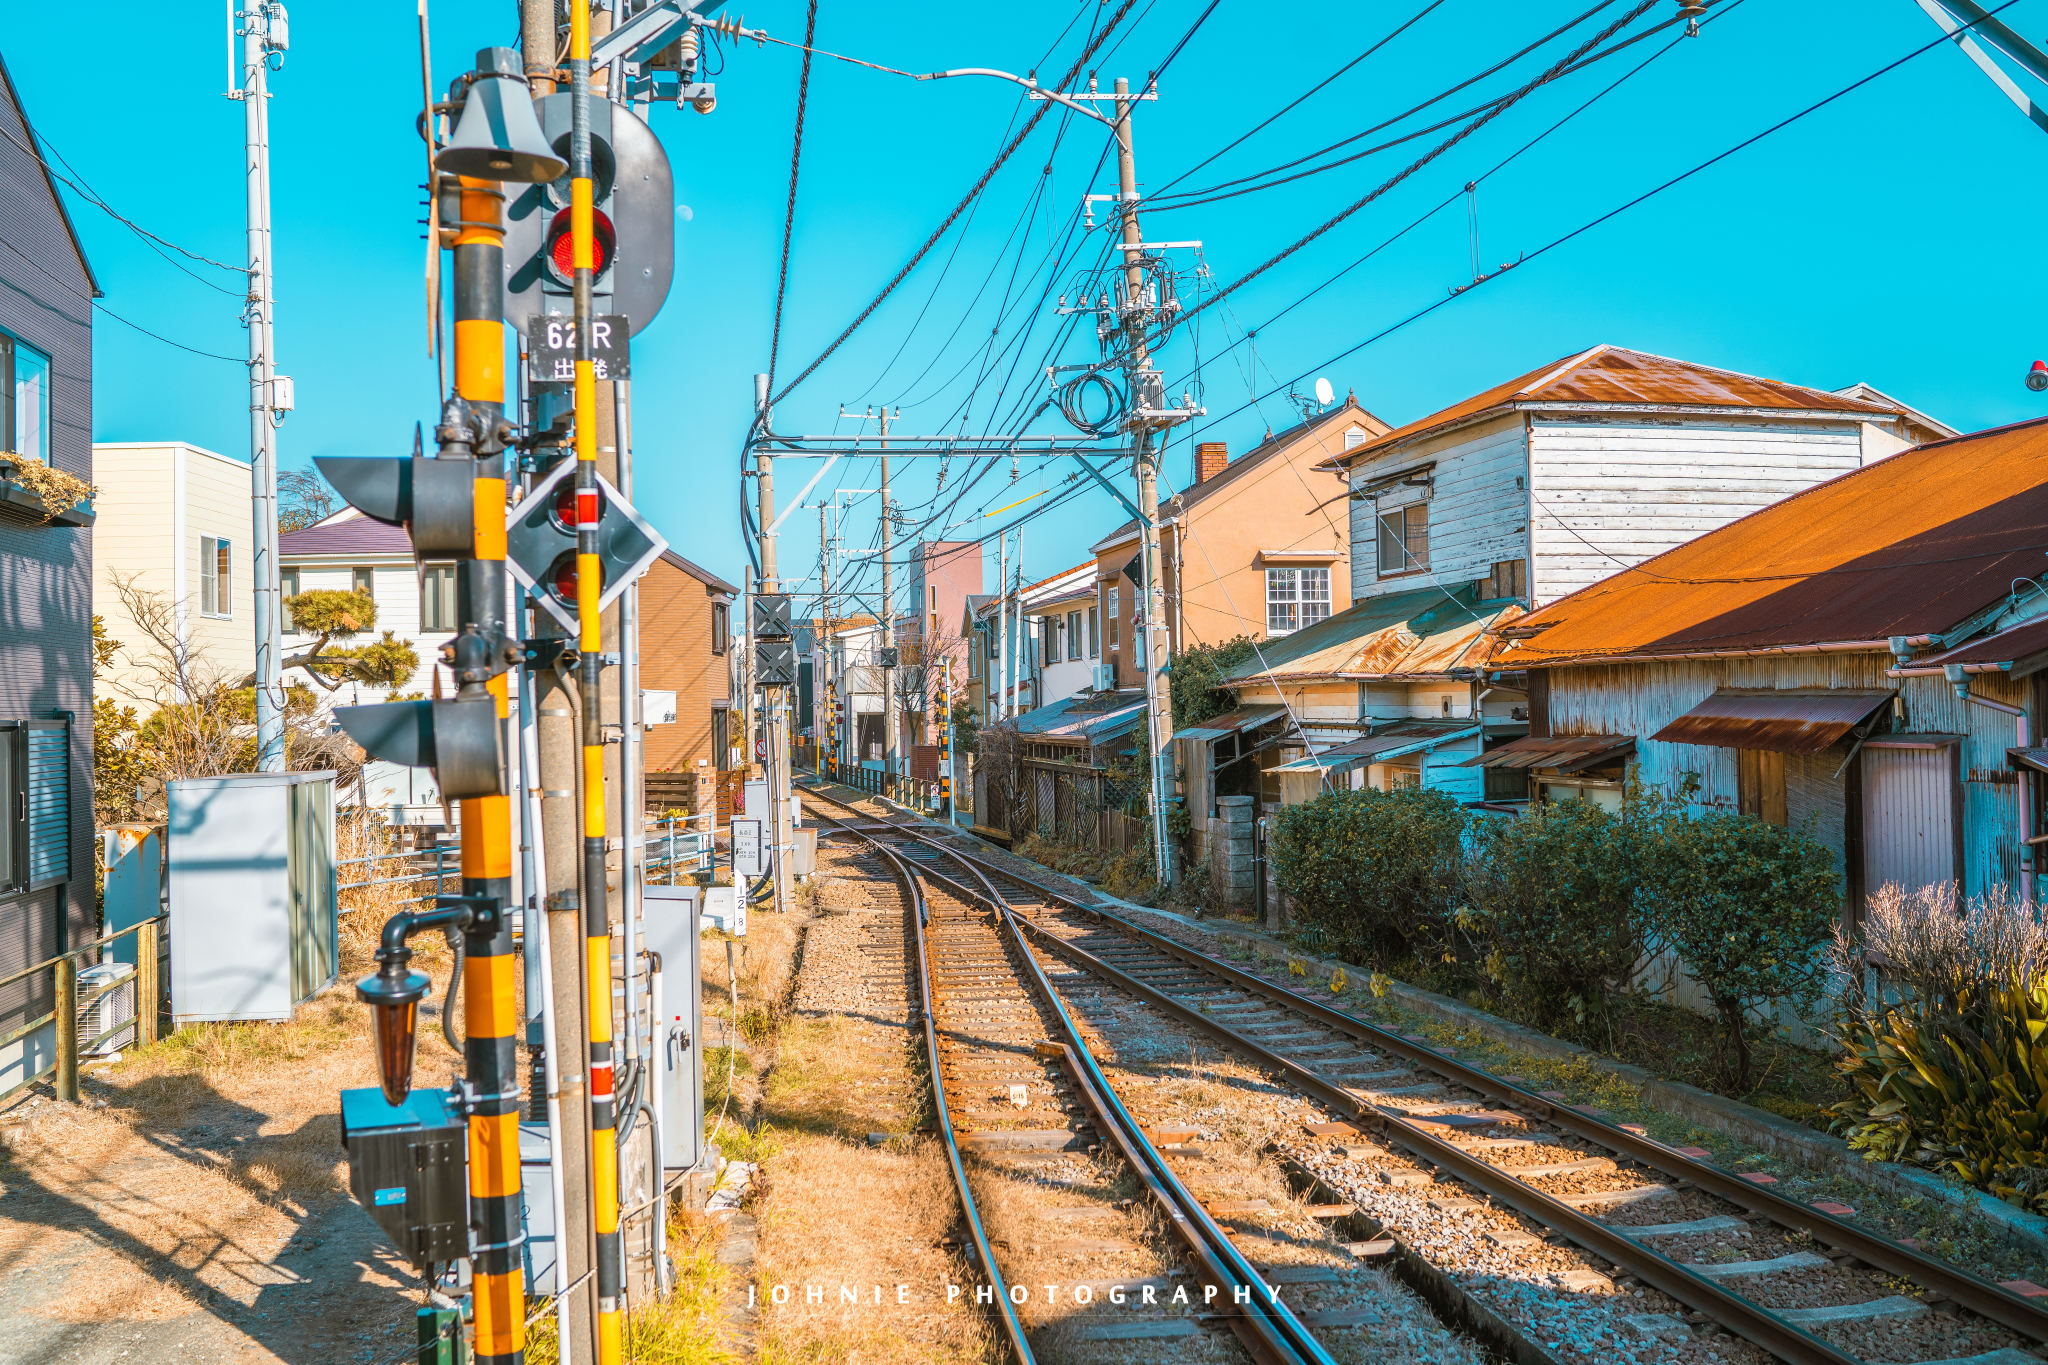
xmin=567 ymin=6 xmax=624 ymax=1359
xmin=452 ymin=169 xmax=524 ymax=1365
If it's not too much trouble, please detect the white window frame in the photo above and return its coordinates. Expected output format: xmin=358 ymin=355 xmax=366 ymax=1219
xmin=1300 ymin=566 xmax=1330 ymax=630
xmin=1267 ymin=568 xmax=1300 ymax=636
xmin=199 ymin=536 xmax=232 ymax=619
xmin=1376 ymin=503 xmax=1429 ymax=578
xmin=421 ymin=562 xmax=457 ymax=633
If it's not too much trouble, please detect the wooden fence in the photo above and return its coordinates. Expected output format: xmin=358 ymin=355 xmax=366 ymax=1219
xmin=977 ymin=757 xmax=1144 ymax=854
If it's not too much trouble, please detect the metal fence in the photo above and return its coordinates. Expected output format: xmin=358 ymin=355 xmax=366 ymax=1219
xmin=337 ymin=841 xmax=457 ymax=907
xmin=645 ymin=813 xmax=714 ymax=882
xmin=804 ymin=757 xmax=948 ymax=815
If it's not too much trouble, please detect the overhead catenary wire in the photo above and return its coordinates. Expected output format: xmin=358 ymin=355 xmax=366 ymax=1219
xmin=1174 ymin=0 xmax=1661 ymax=329
xmin=1179 ymin=0 xmax=2018 ymax=446
xmin=764 ymin=0 xmax=822 ymax=398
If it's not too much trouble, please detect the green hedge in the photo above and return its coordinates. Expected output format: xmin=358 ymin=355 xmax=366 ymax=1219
xmin=1274 ymin=786 xmax=1467 ymax=965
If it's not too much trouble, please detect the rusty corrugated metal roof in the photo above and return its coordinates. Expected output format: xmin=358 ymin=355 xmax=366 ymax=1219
xmin=1503 ymin=417 xmax=2048 ymax=667
xmin=1649 ymin=689 xmax=1893 ymax=755
xmin=1460 ymin=734 xmax=1635 ymax=771
xmin=1171 ymin=704 xmax=1286 ymax=742
xmin=1338 ymin=345 xmax=1904 ymax=467
xmin=1218 ymin=584 xmax=1519 ymax=684
xmin=1911 ymin=617 xmax=2048 ymax=669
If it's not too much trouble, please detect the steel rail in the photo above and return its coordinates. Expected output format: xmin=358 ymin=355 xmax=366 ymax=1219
xmin=923 ymin=841 xmax=1335 ymax=1365
xmin=823 ymin=820 xmax=1036 ymax=1364
xmin=815 ymin=797 xmax=1327 ymax=1365
xmin=804 ymin=790 xmax=2048 ymax=1363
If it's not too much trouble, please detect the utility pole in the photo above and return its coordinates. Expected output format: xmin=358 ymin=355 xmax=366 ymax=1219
xmin=878 ymin=406 xmax=896 ymax=794
xmin=238 ymin=3 xmax=286 ymax=772
xmin=1112 ymin=76 xmax=1180 ymax=886
xmin=995 ymin=531 xmax=1008 ymax=722
xmin=819 ymin=504 xmax=833 ymax=773
xmin=754 ymin=376 xmax=794 ymax=917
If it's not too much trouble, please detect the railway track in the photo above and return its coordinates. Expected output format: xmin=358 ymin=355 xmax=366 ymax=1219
xmin=806 ymin=792 xmax=1360 ymax=1364
xmin=795 ymin=777 xmax=2048 ymax=1365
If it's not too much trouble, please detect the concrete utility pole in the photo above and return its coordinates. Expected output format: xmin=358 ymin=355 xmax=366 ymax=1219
xmin=238 ymin=3 xmax=285 ymax=772
xmin=754 ymin=376 xmax=794 ymax=917
xmin=1113 ymin=76 xmax=1180 ymax=885
xmin=819 ymin=504 xmax=833 ymax=764
xmin=878 ymin=406 xmax=896 ymax=792
xmin=995 ymin=531 xmax=1008 ymax=722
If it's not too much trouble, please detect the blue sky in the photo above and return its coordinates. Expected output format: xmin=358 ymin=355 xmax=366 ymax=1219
xmin=10 ymin=0 xmax=2048 ymax=618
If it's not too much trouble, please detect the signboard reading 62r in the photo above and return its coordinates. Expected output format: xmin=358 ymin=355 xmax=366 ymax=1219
xmin=527 ymin=314 xmax=631 ymax=383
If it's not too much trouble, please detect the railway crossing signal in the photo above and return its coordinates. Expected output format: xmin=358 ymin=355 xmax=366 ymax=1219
xmin=504 ymin=94 xmax=673 ymax=339
xmin=505 ymin=456 xmax=667 ymax=632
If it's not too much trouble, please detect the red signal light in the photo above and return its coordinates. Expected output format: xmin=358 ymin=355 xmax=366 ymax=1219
xmin=548 ymin=551 xmax=579 ymax=605
xmin=550 ymin=479 xmax=606 ymax=532
xmin=544 ymin=207 xmax=616 ymax=284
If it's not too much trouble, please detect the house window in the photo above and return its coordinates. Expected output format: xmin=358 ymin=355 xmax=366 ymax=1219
xmin=1087 ymin=605 xmax=1100 ymax=657
xmin=1737 ymin=749 xmax=1788 ymax=826
xmin=1377 ymin=504 xmax=1428 ymax=576
xmin=1067 ymin=610 xmax=1084 ymax=661
xmin=1266 ymin=568 xmax=1328 ymax=636
xmin=1484 ymin=559 xmax=1528 ymax=601
xmin=421 ymin=563 xmax=457 ymax=632
xmin=0 ymin=333 xmax=51 ymax=465
xmin=712 ymin=602 xmax=729 ymax=655
xmin=712 ymin=707 xmax=730 ymax=770
xmin=1106 ymin=586 xmax=1119 ymax=650
xmin=1041 ymin=617 xmax=1056 ymax=666
xmin=352 ymin=566 xmax=375 ymax=600
xmin=0 ymin=719 xmax=70 ymax=894
xmin=200 ymin=536 xmax=232 ymax=618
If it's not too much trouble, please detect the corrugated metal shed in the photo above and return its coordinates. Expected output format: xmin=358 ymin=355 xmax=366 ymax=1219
xmin=1334 ymin=345 xmax=1902 ymax=468
xmin=1216 ymin=584 xmax=1518 ymax=684
xmin=1012 ymin=689 xmax=1148 ymax=747
xmin=1279 ymin=722 xmax=1481 ymax=772
xmin=1501 ymin=417 xmax=2048 ymax=667
xmin=1463 ymin=734 xmax=1635 ymax=771
xmin=1649 ymin=689 xmax=1892 ymax=755
xmin=1172 ymin=704 xmax=1285 ymax=742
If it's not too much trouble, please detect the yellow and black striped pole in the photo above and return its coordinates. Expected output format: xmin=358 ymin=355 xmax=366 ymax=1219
xmin=567 ymin=6 xmax=624 ymax=1360
xmin=452 ymin=162 xmax=524 ymax=1365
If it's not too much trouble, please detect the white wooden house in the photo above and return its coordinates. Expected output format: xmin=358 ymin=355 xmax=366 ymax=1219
xmin=1190 ymin=347 xmax=1959 ymax=830
xmin=1489 ymin=414 xmax=2048 ymax=913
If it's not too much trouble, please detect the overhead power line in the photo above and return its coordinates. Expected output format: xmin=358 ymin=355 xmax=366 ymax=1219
xmin=764 ymin=0 xmax=822 ymax=396
xmin=1184 ymin=0 xmax=2021 ymax=442
xmin=767 ymin=0 xmax=1142 ymax=407
xmin=1176 ymin=0 xmax=1660 ymax=330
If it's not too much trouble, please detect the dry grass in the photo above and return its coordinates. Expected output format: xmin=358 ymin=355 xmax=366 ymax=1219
xmin=526 ymin=1207 xmax=737 ymax=1365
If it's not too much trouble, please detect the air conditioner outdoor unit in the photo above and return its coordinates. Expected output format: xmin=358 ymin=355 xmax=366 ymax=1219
xmin=77 ymin=962 xmax=137 ymax=1057
xmin=1092 ymin=665 xmax=1115 ymax=691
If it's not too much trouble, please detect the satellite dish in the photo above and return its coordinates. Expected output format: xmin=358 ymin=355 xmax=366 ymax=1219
xmin=1313 ymin=376 xmax=1335 ymax=407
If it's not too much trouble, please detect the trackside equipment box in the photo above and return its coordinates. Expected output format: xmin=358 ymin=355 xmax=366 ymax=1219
xmin=340 ymin=1086 xmax=467 ymax=1267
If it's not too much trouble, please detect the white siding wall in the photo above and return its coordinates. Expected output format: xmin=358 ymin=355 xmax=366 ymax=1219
xmin=1526 ymin=417 xmax=1868 ymax=605
xmin=91 ymin=442 xmax=254 ymax=706
xmin=1348 ymin=414 xmax=1527 ymax=605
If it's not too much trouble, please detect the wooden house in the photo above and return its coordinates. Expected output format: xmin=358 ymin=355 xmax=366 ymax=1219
xmin=0 ymin=55 xmax=99 ymax=1098
xmin=1487 ymin=416 xmax=2048 ymax=913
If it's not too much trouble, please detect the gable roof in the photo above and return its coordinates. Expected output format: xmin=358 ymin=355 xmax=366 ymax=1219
xmin=1218 ymin=582 xmax=1520 ymax=684
xmin=280 ymin=509 xmax=412 ymax=556
xmin=1091 ymin=400 xmax=1386 ymax=553
xmin=1502 ymin=416 xmax=2048 ymax=667
xmin=0 ymin=54 xmax=100 ymax=297
xmin=1338 ymin=346 xmax=1906 ymax=468
xmin=658 ymin=549 xmax=739 ymax=595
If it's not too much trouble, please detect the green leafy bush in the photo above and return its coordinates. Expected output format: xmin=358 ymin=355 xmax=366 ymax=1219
xmin=1460 ymin=794 xmax=1644 ymax=1034
xmin=1169 ymin=635 xmax=1260 ymax=730
xmin=1274 ymin=786 xmax=1466 ymax=964
xmin=1638 ymin=807 xmax=1840 ymax=1091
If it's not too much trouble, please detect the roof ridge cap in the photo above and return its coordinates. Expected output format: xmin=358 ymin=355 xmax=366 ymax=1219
xmin=1517 ymin=345 xmax=1609 ymax=397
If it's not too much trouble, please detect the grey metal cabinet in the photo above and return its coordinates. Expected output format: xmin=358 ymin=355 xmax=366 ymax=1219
xmin=168 ymin=771 xmax=337 ymax=1023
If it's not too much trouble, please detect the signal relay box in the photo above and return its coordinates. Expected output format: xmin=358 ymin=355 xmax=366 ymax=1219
xmin=341 ymin=1086 xmax=468 ymax=1267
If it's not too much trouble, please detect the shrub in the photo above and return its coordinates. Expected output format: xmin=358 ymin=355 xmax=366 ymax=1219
xmin=1274 ymin=786 xmax=1466 ymax=964
xmin=1638 ymin=808 xmax=1840 ymax=1091
xmin=1169 ymin=635 xmax=1260 ymax=730
xmin=1830 ymin=884 xmax=2048 ymax=1207
xmin=1460 ymin=793 xmax=1644 ymax=1035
